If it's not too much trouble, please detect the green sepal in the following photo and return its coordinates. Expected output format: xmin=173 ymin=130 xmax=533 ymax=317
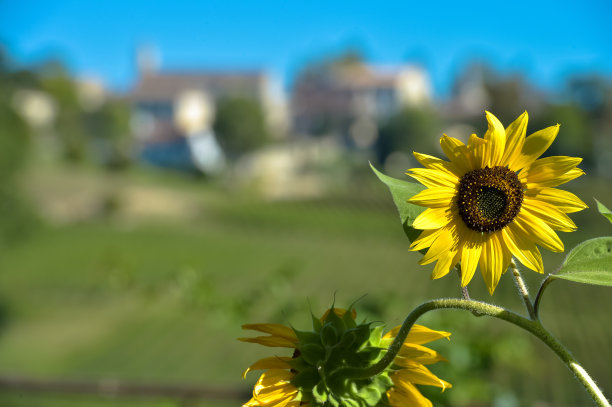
xmin=341 ymin=397 xmax=361 ymax=407
xmin=595 ymin=198 xmax=612 ymax=224
xmin=311 ymin=312 xmax=323 ymax=333
xmin=323 ymin=307 xmax=348 ymax=334
xmin=353 ymin=385 xmax=381 ymax=407
xmin=301 ymin=343 xmax=326 ymax=365
xmin=327 ymin=393 xmax=341 ymax=407
xmin=368 ymin=325 xmax=385 ymax=347
xmin=370 ymin=163 xmax=426 ymax=245
xmin=321 ymin=324 xmax=339 ymax=347
xmin=357 ymin=346 xmax=385 ymax=364
xmin=288 ymin=356 xmax=310 ymax=372
xmin=291 ymin=366 xmax=320 ymax=389
xmin=312 ymin=381 xmax=328 ymax=404
xmin=552 ymin=237 xmax=612 ymax=286
xmin=294 ymin=329 xmax=322 ymax=347
xmin=341 ymin=308 xmax=358 ymax=329
xmin=337 ymin=327 xmax=357 ymax=349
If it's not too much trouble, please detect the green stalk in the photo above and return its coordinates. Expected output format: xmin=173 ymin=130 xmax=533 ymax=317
xmin=510 ymin=262 xmax=537 ymax=320
xmin=335 ymin=298 xmax=610 ymax=407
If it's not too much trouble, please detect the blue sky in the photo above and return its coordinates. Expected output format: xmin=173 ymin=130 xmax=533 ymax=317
xmin=1 ymin=0 xmax=611 ymax=97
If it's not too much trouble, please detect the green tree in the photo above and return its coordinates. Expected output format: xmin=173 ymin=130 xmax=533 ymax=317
xmin=39 ymin=66 xmax=88 ymax=163
xmin=213 ymin=97 xmax=270 ymax=158
xmin=84 ymin=99 xmax=132 ymax=170
xmin=0 ymin=50 xmax=38 ymax=244
xmin=375 ymin=107 xmax=441 ymax=164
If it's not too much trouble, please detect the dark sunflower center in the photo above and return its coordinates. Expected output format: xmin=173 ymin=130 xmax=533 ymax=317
xmin=457 ymin=166 xmax=524 ymax=232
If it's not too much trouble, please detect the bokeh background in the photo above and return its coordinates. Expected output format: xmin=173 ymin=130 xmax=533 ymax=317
xmin=0 ymin=1 xmax=611 ymax=406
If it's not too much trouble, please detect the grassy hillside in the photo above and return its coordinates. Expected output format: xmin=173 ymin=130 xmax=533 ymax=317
xmin=0 ymin=163 xmax=610 ymax=406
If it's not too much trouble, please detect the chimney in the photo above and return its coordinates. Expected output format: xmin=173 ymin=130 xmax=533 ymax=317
xmin=136 ymin=44 xmax=160 ymax=77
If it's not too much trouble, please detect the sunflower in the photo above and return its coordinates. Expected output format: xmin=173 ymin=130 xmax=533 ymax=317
xmin=239 ymin=308 xmax=451 ymax=407
xmin=239 ymin=322 xmax=302 ymax=407
xmin=407 ymin=111 xmax=587 ymax=294
xmin=382 ymin=324 xmax=452 ymax=407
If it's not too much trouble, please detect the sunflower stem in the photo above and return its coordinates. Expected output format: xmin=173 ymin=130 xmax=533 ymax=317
xmin=534 ymin=274 xmax=554 ymax=319
xmin=334 ymin=298 xmax=610 ymax=407
xmin=510 ymin=262 xmax=537 ymax=320
xmin=455 ymin=266 xmax=471 ymax=300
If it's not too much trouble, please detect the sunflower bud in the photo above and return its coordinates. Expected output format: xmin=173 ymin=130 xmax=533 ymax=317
xmin=239 ymin=306 xmax=451 ymax=407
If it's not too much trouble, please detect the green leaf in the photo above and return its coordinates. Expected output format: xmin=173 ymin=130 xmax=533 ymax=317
xmin=595 ymin=198 xmax=612 ymax=224
xmin=552 ymin=237 xmax=612 ymax=286
xmin=370 ymin=163 xmax=426 ymax=243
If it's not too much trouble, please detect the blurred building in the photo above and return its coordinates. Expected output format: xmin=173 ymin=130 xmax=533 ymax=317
xmin=291 ymin=59 xmax=431 ymax=147
xmin=129 ymin=46 xmax=287 ymax=173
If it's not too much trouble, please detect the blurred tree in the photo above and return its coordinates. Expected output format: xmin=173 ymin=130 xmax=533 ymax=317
xmin=452 ymin=62 xmax=545 ymax=125
xmin=375 ymin=106 xmax=441 ymax=163
xmin=84 ymin=99 xmax=132 ymax=170
xmin=213 ymin=97 xmax=270 ymax=158
xmin=0 ymin=49 xmax=38 ymax=244
xmin=39 ymin=67 xmax=88 ymax=163
xmin=530 ymin=103 xmax=594 ymax=167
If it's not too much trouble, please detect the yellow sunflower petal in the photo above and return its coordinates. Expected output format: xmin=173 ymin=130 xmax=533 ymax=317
xmin=431 ymin=245 xmax=460 ymax=280
xmin=479 ymin=232 xmax=510 ymax=295
xmin=418 ymin=225 xmax=456 ymax=265
xmin=502 ymin=223 xmax=544 ymax=273
xmin=522 ymin=198 xmax=577 ymax=232
xmin=412 ymin=152 xmax=461 ymax=178
xmin=409 ymin=187 xmax=456 ymax=208
xmin=440 ymin=135 xmax=472 ymax=175
xmin=392 ymin=363 xmax=452 ymax=390
xmin=244 ymin=396 xmax=260 ymax=407
xmin=253 ymin=369 xmax=294 ymax=394
xmin=509 ymin=124 xmax=559 ymax=171
xmin=238 ymin=336 xmax=297 ymax=348
xmin=412 ymin=207 xmax=452 ymax=230
xmin=467 ymin=133 xmax=487 ymax=169
xmin=525 ymin=167 xmax=584 ymax=189
xmin=255 ymin=390 xmax=297 ymax=407
xmin=524 ymin=187 xmax=588 ymax=213
xmin=410 ymin=228 xmax=443 ymax=251
xmin=501 ymin=111 xmax=528 ymax=166
xmin=397 ymin=343 xmax=447 ymax=364
xmin=483 ymin=111 xmax=506 ymax=166
xmin=520 ymin=156 xmax=582 ymax=185
xmin=383 ymin=324 xmax=451 ymax=344
xmin=459 ymin=228 xmax=484 ymax=287
xmin=387 ymin=382 xmax=433 ymax=407
xmin=242 ymin=357 xmax=292 ymax=379
xmin=407 ymin=167 xmax=458 ymax=188
xmin=515 ymin=212 xmax=564 ymax=253
xmin=242 ymin=324 xmax=298 ymax=343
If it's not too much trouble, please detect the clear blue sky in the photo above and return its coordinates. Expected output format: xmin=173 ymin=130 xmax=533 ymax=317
xmin=1 ymin=0 xmax=611 ymax=97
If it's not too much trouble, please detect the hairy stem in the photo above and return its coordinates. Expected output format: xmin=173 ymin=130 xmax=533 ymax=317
xmin=335 ymin=298 xmax=610 ymax=407
xmin=455 ymin=265 xmax=471 ymax=300
xmin=534 ymin=274 xmax=555 ymax=319
xmin=510 ymin=262 xmax=537 ymax=320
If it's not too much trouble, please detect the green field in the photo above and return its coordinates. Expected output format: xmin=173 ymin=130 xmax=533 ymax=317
xmin=0 ymin=163 xmax=610 ymax=406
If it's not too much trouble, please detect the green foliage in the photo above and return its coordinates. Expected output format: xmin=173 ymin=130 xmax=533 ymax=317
xmin=291 ymin=306 xmax=391 ymax=407
xmin=595 ymin=199 xmax=612 ymax=224
xmin=375 ymin=107 xmax=440 ymax=163
xmin=84 ymin=99 xmax=132 ymax=170
xmin=370 ymin=164 xmax=425 ymax=243
xmin=213 ymin=97 xmax=270 ymax=157
xmin=40 ymin=73 xmax=89 ymax=162
xmin=552 ymin=237 xmax=612 ymax=286
xmin=0 ymin=101 xmax=30 ymax=180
